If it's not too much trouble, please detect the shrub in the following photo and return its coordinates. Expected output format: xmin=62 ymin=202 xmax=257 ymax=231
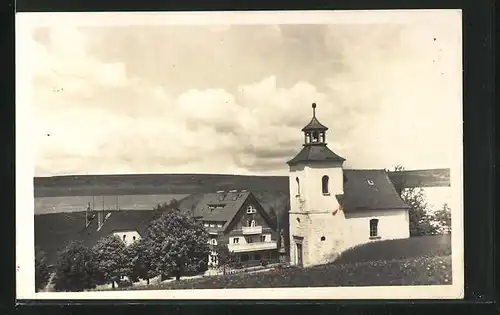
xmin=35 ymin=247 xmax=51 ymax=292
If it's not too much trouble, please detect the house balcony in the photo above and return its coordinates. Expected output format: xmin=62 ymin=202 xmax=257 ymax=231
xmin=228 ymin=241 xmax=277 ymax=253
xmin=242 ymin=226 xmax=262 ymax=235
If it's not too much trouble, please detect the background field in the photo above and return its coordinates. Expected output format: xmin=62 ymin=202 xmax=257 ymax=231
xmin=34 ymin=169 xmax=450 ymax=198
xmin=35 ymin=194 xmax=189 ymax=214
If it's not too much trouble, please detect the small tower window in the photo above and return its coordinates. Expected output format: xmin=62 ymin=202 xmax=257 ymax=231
xmin=296 ymin=218 xmax=300 ymax=223
xmin=312 ymin=131 xmax=319 ymax=143
xmin=322 ymin=175 xmax=330 ymax=194
xmin=320 ymin=236 xmax=326 ymax=241
xmin=296 ymin=177 xmax=300 ymax=197
xmin=370 ymin=219 xmax=379 ymax=238
xmin=319 ymin=132 xmax=324 ymax=143
xmin=132 ymin=236 xmax=136 ymax=241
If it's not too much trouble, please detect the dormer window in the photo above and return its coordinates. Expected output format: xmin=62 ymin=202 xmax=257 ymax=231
xmin=367 ymin=179 xmax=374 ymax=186
xmin=246 ymin=205 xmax=257 ymax=214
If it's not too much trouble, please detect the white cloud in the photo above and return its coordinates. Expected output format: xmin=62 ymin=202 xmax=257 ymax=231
xmin=28 ymin=21 xmax=462 ymax=177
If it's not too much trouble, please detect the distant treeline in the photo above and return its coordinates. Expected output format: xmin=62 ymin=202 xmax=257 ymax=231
xmin=34 ymin=169 xmax=450 ymax=198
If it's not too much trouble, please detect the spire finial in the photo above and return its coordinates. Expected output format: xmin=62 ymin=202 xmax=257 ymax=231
xmin=312 ymin=102 xmax=317 ymax=117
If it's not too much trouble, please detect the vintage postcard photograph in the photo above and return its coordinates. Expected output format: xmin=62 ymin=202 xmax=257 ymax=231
xmin=16 ymin=10 xmax=464 ymax=300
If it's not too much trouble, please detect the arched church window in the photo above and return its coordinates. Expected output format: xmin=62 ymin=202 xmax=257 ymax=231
xmin=369 ymin=219 xmax=379 ymax=238
xmin=305 ymin=133 xmax=311 ymax=144
xmin=296 ymin=177 xmax=300 ymax=196
xmin=312 ymin=131 xmax=319 ymax=143
xmin=123 ymin=234 xmax=126 ymax=242
xmin=322 ymin=175 xmax=329 ymax=194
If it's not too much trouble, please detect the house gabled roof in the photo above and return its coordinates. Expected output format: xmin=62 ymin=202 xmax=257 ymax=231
xmin=191 ymin=191 xmax=251 ymax=231
xmin=336 ymin=169 xmax=409 ymax=213
xmin=287 ymin=145 xmax=346 ymax=166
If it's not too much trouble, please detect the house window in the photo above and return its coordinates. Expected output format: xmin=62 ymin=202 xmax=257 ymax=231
xmin=322 ymin=175 xmax=330 ymax=194
xmin=320 ymin=236 xmax=326 ymax=241
xmin=233 ymin=237 xmax=239 ymax=244
xmin=260 ymin=235 xmax=266 ymax=242
xmin=370 ymin=219 xmax=379 ymax=237
xmin=241 ymin=254 xmax=249 ymax=262
xmin=204 ymin=223 xmax=209 ymax=227
xmin=246 ymin=236 xmax=253 ymax=243
xmin=296 ymin=218 xmax=300 ymax=223
xmin=217 ymin=223 xmax=223 ymax=228
xmin=296 ymin=177 xmax=300 ymax=196
xmin=246 ymin=205 xmax=257 ymax=214
xmin=123 ymin=235 xmax=126 ymax=242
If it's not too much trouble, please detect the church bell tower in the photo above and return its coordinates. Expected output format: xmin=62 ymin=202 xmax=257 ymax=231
xmin=287 ymin=103 xmax=347 ymax=267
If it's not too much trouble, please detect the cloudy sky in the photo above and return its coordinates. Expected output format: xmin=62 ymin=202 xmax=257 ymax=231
xmin=22 ymin=11 xmax=462 ymax=177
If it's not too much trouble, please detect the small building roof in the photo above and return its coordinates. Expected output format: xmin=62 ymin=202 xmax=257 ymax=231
xmin=337 ymin=169 xmax=409 ymax=213
xmin=35 ymin=210 xmax=158 ymax=266
xmin=301 ymin=116 xmax=328 ymax=132
xmin=287 ymin=145 xmax=346 ymax=166
xmin=301 ymin=102 xmax=328 ymax=132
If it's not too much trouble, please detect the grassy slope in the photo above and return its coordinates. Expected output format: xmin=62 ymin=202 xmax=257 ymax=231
xmin=112 ymin=234 xmax=452 ymax=290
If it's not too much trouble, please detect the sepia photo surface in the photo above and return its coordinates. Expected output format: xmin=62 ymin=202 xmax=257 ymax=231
xmin=16 ymin=10 xmax=464 ymax=300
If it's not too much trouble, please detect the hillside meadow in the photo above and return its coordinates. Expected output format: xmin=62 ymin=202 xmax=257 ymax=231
xmin=34 ymin=169 xmax=450 ymax=198
xmin=105 ymin=235 xmax=452 ymax=290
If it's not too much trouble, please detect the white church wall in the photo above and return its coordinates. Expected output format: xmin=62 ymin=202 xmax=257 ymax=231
xmin=112 ymin=230 xmax=141 ymax=246
xmin=342 ymin=209 xmax=410 ymax=251
xmin=304 ymin=163 xmax=344 ymax=212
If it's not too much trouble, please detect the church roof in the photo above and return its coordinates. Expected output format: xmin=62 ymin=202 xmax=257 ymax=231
xmin=191 ymin=191 xmax=251 ymax=230
xmin=287 ymin=145 xmax=346 ymax=166
xmin=337 ymin=170 xmax=409 ymax=213
xmin=301 ymin=116 xmax=328 ymax=132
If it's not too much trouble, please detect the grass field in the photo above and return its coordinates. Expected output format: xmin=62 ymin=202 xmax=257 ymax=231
xmin=34 ymin=194 xmax=189 ymax=214
xmin=34 ymin=169 xmax=450 ymax=198
xmin=105 ymin=235 xmax=452 ymax=290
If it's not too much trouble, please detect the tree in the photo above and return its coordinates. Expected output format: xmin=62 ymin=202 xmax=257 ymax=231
xmin=401 ymin=186 xmax=435 ymax=236
xmin=431 ymin=203 xmax=452 ymax=234
xmin=392 ymin=165 xmax=435 ymax=236
xmin=147 ymin=211 xmax=210 ymax=281
xmin=92 ymin=235 xmax=128 ymax=289
xmin=213 ymin=239 xmax=236 ymax=275
xmin=53 ymin=241 xmax=95 ymax=292
xmin=35 ymin=247 xmax=51 ymax=292
xmin=124 ymin=238 xmax=156 ymax=284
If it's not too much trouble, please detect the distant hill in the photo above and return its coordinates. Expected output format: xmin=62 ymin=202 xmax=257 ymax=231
xmin=34 ymin=169 xmax=450 ymax=198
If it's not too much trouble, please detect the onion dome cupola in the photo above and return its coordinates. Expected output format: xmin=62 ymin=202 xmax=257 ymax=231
xmin=287 ymin=103 xmax=346 ymax=166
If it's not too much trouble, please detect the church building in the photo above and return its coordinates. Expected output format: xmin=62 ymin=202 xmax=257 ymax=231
xmin=287 ymin=103 xmax=410 ymax=267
